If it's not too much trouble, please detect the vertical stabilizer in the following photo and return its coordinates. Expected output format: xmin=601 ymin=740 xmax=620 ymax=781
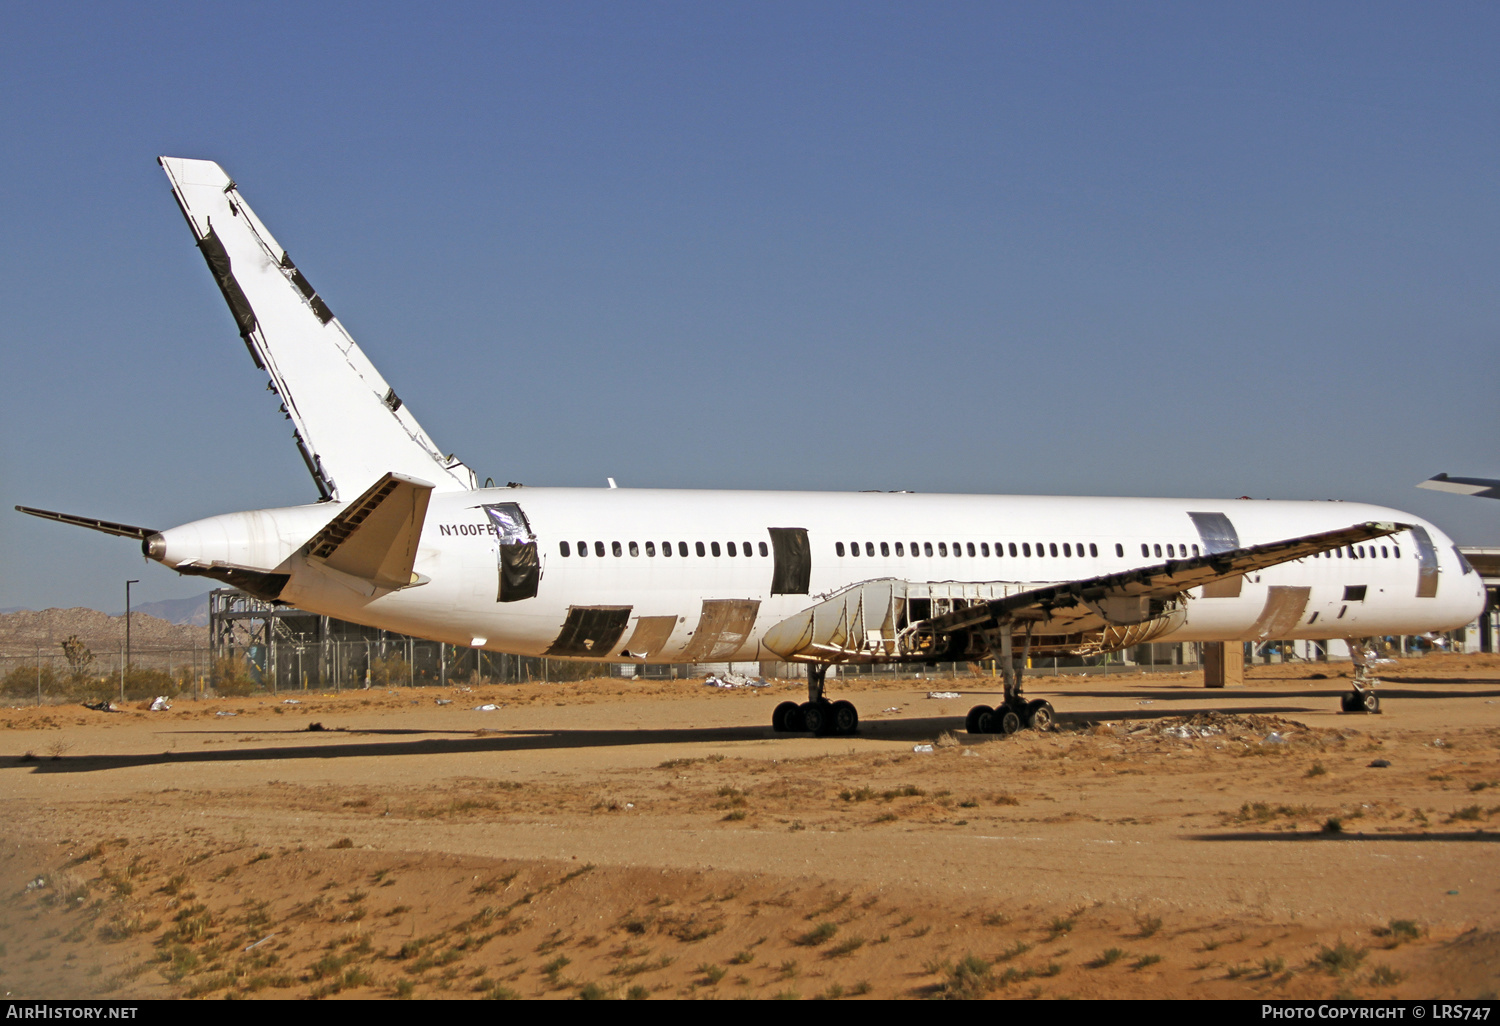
xmin=159 ymin=157 xmax=475 ymax=501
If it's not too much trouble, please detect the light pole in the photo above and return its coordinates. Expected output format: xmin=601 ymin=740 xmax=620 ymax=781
xmin=124 ymin=579 xmax=139 ymax=701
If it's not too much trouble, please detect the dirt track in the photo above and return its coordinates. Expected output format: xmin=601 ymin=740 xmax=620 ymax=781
xmin=2 ymin=656 xmax=1498 ymax=1000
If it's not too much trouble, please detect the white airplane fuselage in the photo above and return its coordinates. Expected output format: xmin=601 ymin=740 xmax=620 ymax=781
xmin=150 ymin=487 xmax=1485 ymax=662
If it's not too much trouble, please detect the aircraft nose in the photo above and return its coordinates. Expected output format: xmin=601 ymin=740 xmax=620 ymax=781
xmin=143 ymin=532 xmax=167 ymax=562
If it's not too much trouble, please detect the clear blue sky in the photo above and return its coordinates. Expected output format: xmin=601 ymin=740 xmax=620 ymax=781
xmin=1 ymin=1 xmax=1495 ymax=611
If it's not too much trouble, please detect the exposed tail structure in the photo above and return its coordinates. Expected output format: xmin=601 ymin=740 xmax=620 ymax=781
xmin=158 ymin=157 xmax=475 ymax=502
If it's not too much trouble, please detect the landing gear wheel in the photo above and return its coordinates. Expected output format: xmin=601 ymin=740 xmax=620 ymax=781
xmin=967 ymin=705 xmax=995 ymax=735
xmin=830 ymin=700 xmax=859 ymax=736
xmin=801 ymin=701 xmax=829 ymax=736
xmin=1340 ymin=692 xmax=1359 ymax=713
xmin=772 ymin=701 xmax=800 ymax=732
xmin=1024 ymin=699 xmax=1055 ymax=732
xmin=1360 ymin=692 xmax=1381 ymax=714
xmin=999 ymin=709 xmax=1022 ymax=735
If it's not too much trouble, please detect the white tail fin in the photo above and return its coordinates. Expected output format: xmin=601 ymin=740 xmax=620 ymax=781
xmin=159 ymin=157 xmax=475 ymax=501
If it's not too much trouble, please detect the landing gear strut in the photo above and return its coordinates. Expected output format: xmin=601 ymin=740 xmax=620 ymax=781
xmin=771 ymin=664 xmax=859 ymax=736
xmin=966 ymin=625 xmax=1054 ymax=736
xmin=1339 ymin=637 xmax=1382 ymax=714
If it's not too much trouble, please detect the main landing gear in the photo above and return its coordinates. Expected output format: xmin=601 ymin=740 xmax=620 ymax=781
xmin=965 ymin=626 xmax=1055 ymax=736
xmin=771 ymin=664 xmax=859 ymax=737
xmin=1339 ymin=637 xmax=1382 ymax=714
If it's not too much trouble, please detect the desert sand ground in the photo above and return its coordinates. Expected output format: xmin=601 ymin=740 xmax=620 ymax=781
xmin=1 ymin=655 xmax=1497 ymax=1000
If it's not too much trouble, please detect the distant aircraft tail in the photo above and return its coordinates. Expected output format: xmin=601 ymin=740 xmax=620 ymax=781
xmin=158 ymin=157 xmax=475 ymax=502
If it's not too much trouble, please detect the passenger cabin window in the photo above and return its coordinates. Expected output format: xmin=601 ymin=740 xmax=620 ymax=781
xmin=866 ymin=542 xmax=875 ymax=557
xmin=612 ymin=541 xmax=622 ymax=557
xmin=595 ymin=541 xmax=606 ymax=557
xmin=1090 ymin=543 xmax=1099 ymax=557
xmin=1153 ymin=544 xmax=1162 ymax=558
xmin=836 ymin=542 xmax=845 ymax=556
xmin=966 ymin=542 xmax=976 ymax=557
xmin=924 ymin=542 xmax=933 ymax=556
xmin=560 ymin=541 xmax=571 ymax=557
xmin=895 ymin=542 xmax=904 ymax=556
xmin=695 ymin=542 xmax=705 ymax=557
xmin=678 ymin=542 xmax=688 ymax=557
xmin=662 ymin=541 xmax=672 ymax=557
xmin=759 ymin=541 xmax=769 ymax=556
xmin=880 ymin=541 xmax=890 ymax=557
xmin=710 ymin=542 xmax=721 ymax=557
xmin=1009 ymin=543 xmax=1018 ymax=556
xmin=645 ymin=541 xmax=656 ymax=556
xmin=1049 ymin=543 xmax=1058 ymax=557
xmin=938 ymin=542 xmax=948 ymax=557
xmin=629 ymin=541 xmax=639 ymax=557
xmin=1141 ymin=544 xmax=1149 ymax=557
xmin=1063 ymin=543 xmax=1071 ymax=557
xmin=727 ymin=542 xmax=736 ymax=556
xmin=1115 ymin=543 xmax=1123 ymax=557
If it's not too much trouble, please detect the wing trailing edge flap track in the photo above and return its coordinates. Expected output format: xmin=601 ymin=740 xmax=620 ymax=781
xmin=158 ymin=157 xmax=475 ymax=502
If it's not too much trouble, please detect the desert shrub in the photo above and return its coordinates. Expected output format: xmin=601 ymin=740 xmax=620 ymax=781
xmin=211 ymin=656 xmax=259 ymax=697
xmin=122 ymin=667 xmax=176 ymax=701
xmin=2 ymin=663 xmax=59 ymax=698
xmin=368 ymin=653 xmax=411 ymax=687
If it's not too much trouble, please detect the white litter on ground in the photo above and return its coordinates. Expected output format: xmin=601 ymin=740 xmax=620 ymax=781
xmin=149 ymin=696 xmax=171 ymax=711
xmin=703 ymin=673 xmax=769 ymax=688
xmin=281 ymin=699 xmax=301 ymax=705
xmin=912 ymin=744 xmax=934 ymax=753
xmin=926 ymin=692 xmax=961 ymax=700
xmin=473 ymin=704 xmax=499 ymax=712
xmin=436 ymin=699 xmax=453 ymax=706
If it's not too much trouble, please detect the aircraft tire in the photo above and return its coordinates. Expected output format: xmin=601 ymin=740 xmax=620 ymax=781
xmin=1024 ymin=699 xmax=1055 ymax=732
xmin=999 ymin=709 xmax=1022 ymax=735
xmin=965 ymin=705 xmax=988 ymax=734
xmin=1339 ymin=692 xmax=1358 ymax=713
xmin=802 ymin=701 xmax=828 ymax=736
xmin=1360 ymin=692 xmax=1381 ymax=714
xmin=830 ymin=700 xmax=858 ymax=736
xmin=971 ymin=706 xmax=996 ymax=734
xmin=772 ymin=701 xmax=800 ymax=732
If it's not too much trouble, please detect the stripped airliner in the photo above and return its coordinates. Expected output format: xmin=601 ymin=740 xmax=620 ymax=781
xmin=17 ymin=158 xmax=1487 ymax=735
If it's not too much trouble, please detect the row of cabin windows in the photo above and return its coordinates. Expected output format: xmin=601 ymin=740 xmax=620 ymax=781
xmin=558 ymin=540 xmax=771 ymax=559
xmin=1314 ymin=544 xmax=1400 ymax=559
xmin=837 ymin=540 xmax=1112 ymax=559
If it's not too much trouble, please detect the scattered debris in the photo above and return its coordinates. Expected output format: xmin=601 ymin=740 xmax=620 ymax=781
xmin=83 ymin=700 xmax=120 ymax=713
xmin=473 ymin=704 xmax=499 ymax=711
xmin=215 ymin=710 xmax=237 ymax=717
xmin=912 ymin=744 xmax=934 ymax=753
xmin=436 ymin=699 xmax=453 ymax=706
xmin=1369 ymin=759 xmax=1391 ymax=768
xmin=306 ymin=722 xmax=324 ymax=732
xmin=1138 ymin=700 xmax=1154 ymax=705
xmin=882 ymin=706 xmax=902 ymax=714
xmin=282 ymin=698 xmax=301 ymax=705
xmin=244 ymin=933 xmax=276 ymax=952
xmin=149 ymin=696 xmax=171 ymax=711
xmin=1263 ymin=732 xmax=1288 ymax=745
xmin=703 ymin=672 xmax=769 ymax=688
xmin=926 ymin=691 xmax=961 ymax=700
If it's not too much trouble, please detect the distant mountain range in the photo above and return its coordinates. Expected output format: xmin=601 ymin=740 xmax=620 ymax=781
xmin=121 ymin=593 xmax=213 ymax=626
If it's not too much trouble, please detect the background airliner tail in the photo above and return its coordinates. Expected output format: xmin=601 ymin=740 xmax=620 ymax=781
xmin=158 ymin=157 xmax=476 ymax=502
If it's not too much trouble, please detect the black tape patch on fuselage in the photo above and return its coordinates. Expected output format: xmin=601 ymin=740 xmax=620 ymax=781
xmin=545 ymin=606 xmax=633 ymax=657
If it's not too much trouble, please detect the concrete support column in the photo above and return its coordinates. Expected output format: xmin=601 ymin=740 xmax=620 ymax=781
xmin=1204 ymin=641 xmax=1244 ymax=688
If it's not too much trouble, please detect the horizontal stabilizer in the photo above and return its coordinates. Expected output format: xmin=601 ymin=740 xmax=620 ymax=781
xmin=302 ymin=472 xmax=433 ymax=590
xmin=1419 ymin=474 xmax=1500 ymax=500
xmin=158 ymin=157 xmax=475 ymax=501
xmin=15 ymin=505 xmax=157 ymax=541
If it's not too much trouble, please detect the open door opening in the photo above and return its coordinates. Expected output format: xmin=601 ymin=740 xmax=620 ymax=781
xmin=484 ymin=502 xmax=540 ymax=602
